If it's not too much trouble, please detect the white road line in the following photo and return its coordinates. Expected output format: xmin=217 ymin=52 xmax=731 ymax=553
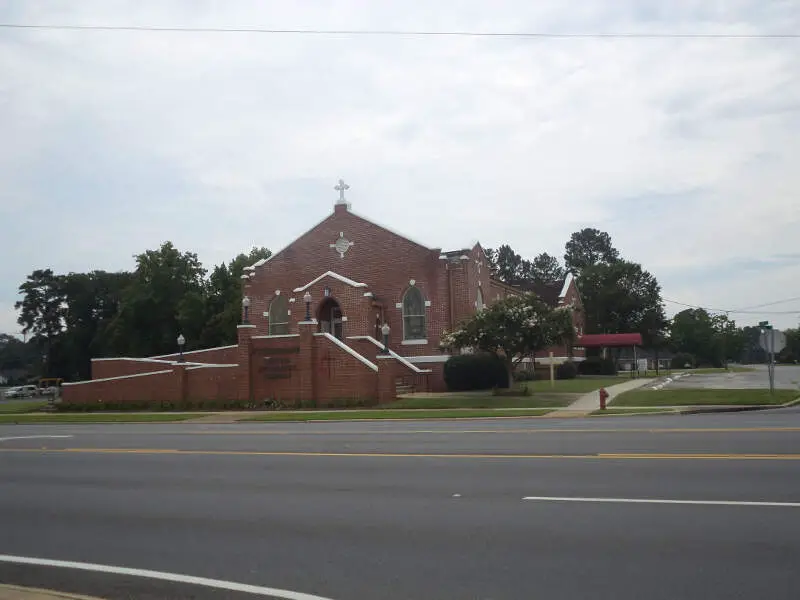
xmin=0 ymin=435 xmax=73 ymax=442
xmin=0 ymin=555 xmax=337 ymax=600
xmin=522 ymin=496 xmax=800 ymax=507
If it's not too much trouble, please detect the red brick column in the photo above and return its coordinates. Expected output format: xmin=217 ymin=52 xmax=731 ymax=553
xmin=298 ymin=320 xmax=317 ymax=406
xmin=237 ymin=324 xmax=256 ymax=402
xmin=175 ymin=363 xmax=188 ymax=404
xmin=376 ymin=355 xmax=397 ymax=404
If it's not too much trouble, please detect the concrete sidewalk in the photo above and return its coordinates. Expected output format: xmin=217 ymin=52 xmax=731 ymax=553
xmin=545 ymin=378 xmax=655 ymax=417
xmin=0 ymin=584 xmax=103 ymax=600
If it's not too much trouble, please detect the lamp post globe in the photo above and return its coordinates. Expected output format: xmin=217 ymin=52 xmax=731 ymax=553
xmin=381 ymin=323 xmax=390 ymax=353
xmin=242 ymin=296 xmax=251 ymax=324
xmin=303 ymin=291 xmax=312 ymax=321
xmin=177 ymin=334 xmax=186 ymax=362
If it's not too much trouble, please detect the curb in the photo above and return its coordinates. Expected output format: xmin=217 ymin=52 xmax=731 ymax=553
xmin=680 ymin=395 xmax=800 ymax=415
xmin=0 ymin=583 xmax=104 ymax=600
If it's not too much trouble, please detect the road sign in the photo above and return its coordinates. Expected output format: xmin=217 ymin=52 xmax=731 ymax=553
xmin=759 ymin=329 xmax=786 ymax=353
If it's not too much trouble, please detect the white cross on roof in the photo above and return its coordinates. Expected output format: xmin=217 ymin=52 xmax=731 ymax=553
xmin=335 ymin=178 xmax=350 ymax=204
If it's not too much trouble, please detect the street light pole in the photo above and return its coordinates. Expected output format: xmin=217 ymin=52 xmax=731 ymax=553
xmin=177 ymin=334 xmax=186 ymax=363
xmin=304 ymin=291 xmax=312 ymax=321
xmin=381 ymin=323 xmax=390 ymax=354
xmin=242 ymin=296 xmax=251 ymax=324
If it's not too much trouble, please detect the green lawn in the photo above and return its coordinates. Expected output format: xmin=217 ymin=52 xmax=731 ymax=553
xmin=242 ymin=409 xmax=553 ymax=422
xmin=0 ymin=413 xmax=201 ymax=424
xmin=0 ymin=400 xmax=48 ymax=414
xmin=520 ymin=377 xmax=621 ymax=394
xmin=612 ymin=388 xmax=799 ymax=407
xmin=386 ymin=393 xmax=575 ymax=409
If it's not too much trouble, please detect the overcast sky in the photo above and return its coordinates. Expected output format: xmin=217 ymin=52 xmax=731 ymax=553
xmin=1 ymin=0 xmax=799 ymax=336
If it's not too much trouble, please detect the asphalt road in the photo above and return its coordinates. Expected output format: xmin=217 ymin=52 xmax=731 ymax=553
xmin=666 ymin=364 xmax=800 ymax=390
xmin=2 ymin=411 xmax=800 ymax=599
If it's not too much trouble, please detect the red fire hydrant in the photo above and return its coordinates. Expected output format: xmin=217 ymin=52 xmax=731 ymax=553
xmin=599 ymin=387 xmax=609 ymax=410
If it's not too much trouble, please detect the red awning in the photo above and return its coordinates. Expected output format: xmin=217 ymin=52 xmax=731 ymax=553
xmin=576 ymin=333 xmax=643 ymax=348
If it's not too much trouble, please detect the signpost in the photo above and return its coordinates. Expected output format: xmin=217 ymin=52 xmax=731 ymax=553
xmin=758 ymin=322 xmax=786 ymax=395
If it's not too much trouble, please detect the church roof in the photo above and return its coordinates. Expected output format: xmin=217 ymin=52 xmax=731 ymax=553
xmin=510 ymin=273 xmax=576 ymax=307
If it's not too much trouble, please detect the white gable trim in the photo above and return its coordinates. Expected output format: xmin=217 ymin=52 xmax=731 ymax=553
xmin=247 ymin=212 xmax=335 ymax=269
xmin=62 ymin=369 xmax=173 ymax=386
xmin=348 ymin=209 xmax=434 ymax=251
xmin=293 ymin=271 xmax=368 ymax=293
xmin=559 ymin=272 xmax=574 ymax=299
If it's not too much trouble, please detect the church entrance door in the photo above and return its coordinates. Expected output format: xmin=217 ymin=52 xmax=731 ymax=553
xmin=318 ymin=298 xmax=344 ymax=340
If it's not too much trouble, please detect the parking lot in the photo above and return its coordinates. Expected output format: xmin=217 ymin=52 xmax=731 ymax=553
xmin=665 ymin=365 xmax=800 ymax=391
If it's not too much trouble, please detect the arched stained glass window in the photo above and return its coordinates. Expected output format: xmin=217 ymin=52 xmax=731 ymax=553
xmin=402 ymin=287 xmax=426 ymax=340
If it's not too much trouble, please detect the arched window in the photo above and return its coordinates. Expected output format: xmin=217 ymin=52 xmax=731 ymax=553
xmin=402 ymin=287 xmax=426 ymax=340
xmin=476 ymin=287 xmax=484 ymax=311
xmin=268 ymin=295 xmax=289 ymax=335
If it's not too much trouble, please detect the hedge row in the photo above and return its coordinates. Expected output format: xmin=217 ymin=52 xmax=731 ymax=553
xmin=56 ymin=397 xmax=374 ymax=412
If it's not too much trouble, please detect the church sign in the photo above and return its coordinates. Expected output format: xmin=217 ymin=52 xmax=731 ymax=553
xmin=256 ymin=346 xmax=300 ymax=380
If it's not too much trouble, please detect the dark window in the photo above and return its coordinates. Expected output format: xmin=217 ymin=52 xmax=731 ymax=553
xmin=269 ymin=295 xmax=289 ymax=335
xmin=402 ymin=287 xmax=426 ymax=340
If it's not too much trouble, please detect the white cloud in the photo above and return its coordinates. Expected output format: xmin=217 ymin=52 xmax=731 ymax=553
xmin=0 ymin=0 xmax=798 ymax=331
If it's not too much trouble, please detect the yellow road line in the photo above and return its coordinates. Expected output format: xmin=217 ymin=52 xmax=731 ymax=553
xmin=2 ymin=448 xmax=800 ymax=460
xmin=183 ymin=426 xmax=800 ymax=435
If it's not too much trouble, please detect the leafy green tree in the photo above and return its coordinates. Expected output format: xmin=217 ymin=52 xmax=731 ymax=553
xmin=200 ymin=247 xmax=272 ymax=346
xmin=484 ymin=244 xmax=525 ymax=285
xmin=105 ymin=242 xmax=208 ymax=357
xmin=778 ymin=328 xmax=799 ymax=363
xmin=579 ymin=260 xmax=667 ymax=345
xmin=529 ymin=252 xmax=565 ymax=284
xmin=0 ymin=334 xmax=39 ymax=382
xmin=564 ymin=228 xmax=620 ymax=277
xmin=440 ymin=293 xmax=576 ymax=387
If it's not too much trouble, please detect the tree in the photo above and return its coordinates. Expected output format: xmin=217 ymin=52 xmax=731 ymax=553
xmin=669 ymin=309 xmax=719 ymax=366
xmin=564 ymin=228 xmax=620 ymax=276
xmin=669 ymin=309 xmax=746 ymax=367
xmin=530 ymin=252 xmax=565 ymax=284
xmin=485 ymin=244 xmax=525 ymax=285
xmin=440 ymin=293 xmax=576 ymax=387
xmin=200 ymin=247 xmax=272 ymax=346
xmin=579 ymin=260 xmax=667 ymax=346
xmin=104 ymin=242 xmax=208 ymax=357
xmin=778 ymin=328 xmax=799 ymax=363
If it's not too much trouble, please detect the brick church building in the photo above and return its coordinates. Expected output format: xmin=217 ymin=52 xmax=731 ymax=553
xmin=63 ymin=182 xmax=585 ymax=407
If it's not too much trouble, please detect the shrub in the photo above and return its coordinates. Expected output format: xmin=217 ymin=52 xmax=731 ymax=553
xmin=578 ymin=356 xmax=617 ymax=376
xmin=444 ymin=353 xmax=508 ymax=391
xmin=556 ymin=361 xmax=578 ymax=380
xmin=514 ymin=369 xmax=536 ymax=382
xmin=671 ymin=353 xmax=695 ymax=369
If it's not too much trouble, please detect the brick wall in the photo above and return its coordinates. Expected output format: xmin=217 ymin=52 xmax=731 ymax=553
xmin=91 ymin=359 xmax=174 ymax=380
xmin=150 ymin=344 xmax=239 ymax=364
xmin=186 ymin=366 xmax=239 ymax=401
xmin=250 ymin=334 xmax=310 ymax=404
xmin=312 ymin=334 xmax=379 ymax=405
xmin=62 ymin=369 xmax=180 ymax=405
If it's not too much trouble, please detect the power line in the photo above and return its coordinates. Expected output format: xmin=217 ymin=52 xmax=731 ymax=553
xmin=0 ymin=23 xmax=798 ymax=39
xmin=732 ymin=296 xmax=800 ymax=311
xmin=663 ymin=297 xmax=800 ymax=315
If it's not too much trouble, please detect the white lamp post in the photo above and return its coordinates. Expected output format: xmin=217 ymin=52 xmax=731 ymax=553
xmin=381 ymin=323 xmax=390 ymax=353
xmin=242 ymin=296 xmax=251 ymax=324
xmin=177 ymin=334 xmax=186 ymax=362
xmin=303 ymin=291 xmax=312 ymax=321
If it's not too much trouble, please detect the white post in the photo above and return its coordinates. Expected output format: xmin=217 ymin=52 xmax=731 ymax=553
xmin=549 ymin=351 xmax=555 ymax=388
